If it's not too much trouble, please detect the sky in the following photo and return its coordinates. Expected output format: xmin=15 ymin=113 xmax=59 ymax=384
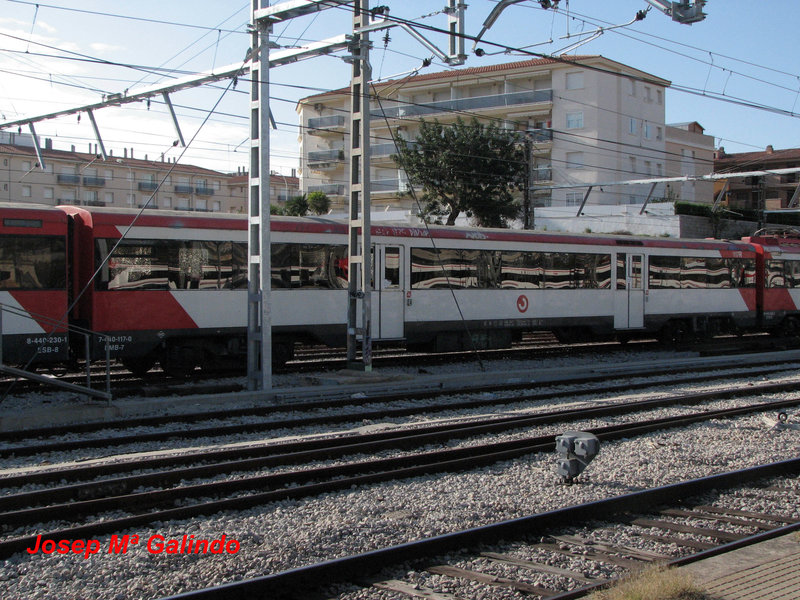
xmin=0 ymin=0 xmax=797 ymax=175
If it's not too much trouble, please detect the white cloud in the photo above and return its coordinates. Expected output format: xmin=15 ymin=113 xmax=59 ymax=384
xmin=90 ymin=42 xmax=124 ymax=55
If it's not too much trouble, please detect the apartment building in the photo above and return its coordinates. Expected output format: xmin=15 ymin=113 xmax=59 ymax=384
xmin=226 ymin=170 xmax=300 ymax=213
xmin=297 ymin=55 xmax=709 ymax=217
xmin=663 ymin=121 xmax=715 ymax=205
xmin=0 ymin=132 xmax=242 ymax=212
xmin=714 ymin=145 xmax=800 ymax=211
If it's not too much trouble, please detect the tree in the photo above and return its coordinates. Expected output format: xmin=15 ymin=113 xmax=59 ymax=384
xmin=284 ymin=194 xmax=308 ymax=216
xmin=307 ymin=191 xmax=331 ymax=215
xmin=393 ymin=117 xmax=526 ymax=227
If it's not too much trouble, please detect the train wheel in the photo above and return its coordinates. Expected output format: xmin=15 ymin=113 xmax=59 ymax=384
xmin=659 ymin=320 xmax=691 ymax=346
xmin=122 ymin=355 xmax=156 ymax=378
xmin=160 ymin=346 xmax=199 ymax=379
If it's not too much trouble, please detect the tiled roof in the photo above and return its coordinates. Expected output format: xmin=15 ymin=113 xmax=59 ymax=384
xmin=0 ymin=143 xmax=229 ymax=176
xmin=716 ymin=147 xmax=800 ymax=167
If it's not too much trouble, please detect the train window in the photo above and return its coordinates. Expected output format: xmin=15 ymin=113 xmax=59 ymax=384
xmin=681 ymin=257 xmax=706 ymax=289
xmin=0 ymin=236 xmax=65 ymax=290
xmin=410 ymin=248 xmax=476 ymax=289
xmin=705 ymin=258 xmax=730 ymax=289
xmin=766 ymin=260 xmax=787 ymax=288
xmin=96 ymin=239 xmax=248 ymax=291
xmin=543 ymin=253 xmax=574 ymax=289
xmin=649 ymin=256 xmax=680 ymax=289
xmin=500 ymin=251 xmax=542 ymax=289
xmin=616 ymin=254 xmax=626 ymax=289
xmin=576 ymin=253 xmax=612 ymax=289
xmin=786 ymin=261 xmax=800 ymax=288
xmin=270 ymin=243 xmax=347 ymax=290
xmin=3 ymin=219 xmax=42 ymax=228
xmin=383 ymin=247 xmax=400 ymax=289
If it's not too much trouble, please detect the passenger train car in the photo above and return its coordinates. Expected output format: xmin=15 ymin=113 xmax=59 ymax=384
xmin=0 ymin=204 xmax=69 ymax=366
xmin=0 ymin=203 xmax=797 ymax=377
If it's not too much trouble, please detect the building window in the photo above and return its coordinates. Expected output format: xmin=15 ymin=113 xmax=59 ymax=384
xmin=22 ymin=185 xmax=31 ymax=198
xmin=629 ymin=156 xmax=636 ymax=174
xmin=644 ymin=124 xmax=652 ymax=139
xmin=644 ymin=86 xmax=652 ymax=102
xmin=657 ymin=89 xmax=663 ymax=105
xmin=656 ymin=126 xmax=663 ymax=141
xmin=565 ymin=192 xmax=583 ymax=206
xmin=22 ymin=160 xmax=32 ymax=172
xmin=565 ymin=152 xmax=584 ymax=169
xmin=212 ymin=200 xmax=221 ymax=212
xmin=628 ymin=80 xmax=636 ymax=96
xmin=104 ymin=192 xmax=114 ymax=205
xmin=565 ymin=71 xmax=584 ymax=90
xmin=43 ymin=187 xmax=54 ymax=200
xmin=629 ymin=119 xmax=637 ymax=135
xmin=163 ymin=197 xmax=172 ymax=209
xmin=196 ymin=199 xmax=207 ymax=211
xmin=644 ymin=161 xmax=652 ymax=175
xmin=84 ymin=190 xmax=98 ymax=205
xmin=127 ymin=193 xmax=135 ymax=206
xmin=566 ymin=112 xmax=584 ymax=129
xmin=656 ymin=163 xmax=663 ymax=176
xmin=103 ymin=169 xmax=113 ymax=180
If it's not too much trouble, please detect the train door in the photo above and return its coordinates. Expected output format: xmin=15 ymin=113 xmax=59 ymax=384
xmin=627 ymin=254 xmax=645 ymax=328
xmin=614 ymin=253 xmax=645 ymax=329
xmin=373 ymin=245 xmax=404 ymax=339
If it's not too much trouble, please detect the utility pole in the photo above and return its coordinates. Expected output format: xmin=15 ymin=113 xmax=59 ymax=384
xmin=247 ymin=0 xmax=272 ymax=391
xmin=523 ymin=136 xmax=532 ymax=229
xmin=346 ymin=0 xmax=373 ymax=371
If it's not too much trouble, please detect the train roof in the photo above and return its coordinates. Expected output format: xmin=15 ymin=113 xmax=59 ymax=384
xmin=55 ymin=205 xmax=757 ymax=252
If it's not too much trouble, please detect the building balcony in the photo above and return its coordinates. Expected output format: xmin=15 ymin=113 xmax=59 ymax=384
xmin=57 ymin=174 xmax=80 ymax=185
xmin=374 ymin=89 xmax=553 ymax=120
xmin=174 ymin=184 xmax=194 ymax=194
xmin=84 ymin=200 xmax=107 ymax=207
xmin=531 ymin=168 xmax=552 ymax=182
xmin=195 ymin=187 xmax=215 ymax=196
xmin=371 ymin=179 xmax=410 ymax=195
xmin=308 ymin=149 xmax=345 ymax=170
xmin=82 ymin=176 xmax=106 ymax=187
xmin=138 ymin=181 xmax=158 ymax=192
xmin=308 ymin=183 xmax=346 ymax=197
xmin=308 ymin=115 xmax=347 ymax=136
xmin=526 ymin=128 xmax=553 ymax=143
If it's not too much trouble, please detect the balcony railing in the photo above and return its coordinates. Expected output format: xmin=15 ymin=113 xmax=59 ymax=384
xmin=531 ymin=168 xmax=552 ymax=182
xmin=138 ymin=181 xmax=158 ymax=192
xmin=308 ymin=149 xmax=345 ymax=162
xmin=174 ymin=184 xmax=194 ymax=194
xmin=371 ymin=142 xmax=417 ymax=158
xmin=374 ymin=89 xmax=553 ymax=120
xmin=57 ymin=174 xmax=80 ymax=185
xmin=308 ymin=184 xmax=346 ymax=196
xmin=82 ymin=176 xmax=106 ymax=187
xmin=371 ymin=179 xmax=410 ymax=194
xmin=308 ymin=149 xmax=345 ymax=170
xmin=195 ymin=187 xmax=215 ymax=196
xmin=525 ymin=128 xmax=553 ymax=143
xmin=308 ymin=115 xmax=346 ymax=135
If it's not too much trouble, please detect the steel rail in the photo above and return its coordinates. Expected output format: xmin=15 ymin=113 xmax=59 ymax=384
xmin=3 ymin=372 xmax=799 ymax=492
xmin=155 ymin=458 xmax=800 ymax=600
xmin=1 ymin=398 xmax=798 ymax=561
xmin=3 ymin=361 xmax=800 ymax=458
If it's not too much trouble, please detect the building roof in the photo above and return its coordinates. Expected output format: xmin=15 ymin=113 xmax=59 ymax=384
xmin=0 ymin=142 xmax=229 ymax=176
xmin=227 ymin=174 xmax=299 ymax=187
xmin=298 ymin=55 xmax=671 ymax=106
xmin=716 ymin=146 xmax=800 ymax=167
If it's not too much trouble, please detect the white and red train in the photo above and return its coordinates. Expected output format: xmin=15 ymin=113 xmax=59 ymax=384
xmin=1 ymin=203 xmax=799 ymax=376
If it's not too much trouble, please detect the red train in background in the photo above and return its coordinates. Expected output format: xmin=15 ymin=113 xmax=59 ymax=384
xmin=1 ymin=202 xmax=799 ymax=377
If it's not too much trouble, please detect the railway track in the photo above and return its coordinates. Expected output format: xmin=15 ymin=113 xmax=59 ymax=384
xmin=144 ymin=460 xmax=800 ymax=599
xmin=2 ymin=358 xmax=799 ymax=459
xmin=1 ymin=392 xmax=798 ymax=561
